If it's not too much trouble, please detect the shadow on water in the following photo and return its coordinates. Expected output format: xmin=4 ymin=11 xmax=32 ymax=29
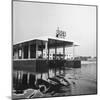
xmin=12 ymin=61 xmax=97 ymax=99
xmin=13 ymin=64 xmax=72 ymax=95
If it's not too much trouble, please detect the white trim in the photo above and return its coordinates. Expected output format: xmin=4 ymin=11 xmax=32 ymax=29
xmin=13 ymin=36 xmax=79 ymax=46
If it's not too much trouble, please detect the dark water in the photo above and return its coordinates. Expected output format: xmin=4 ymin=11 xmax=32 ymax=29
xmin=12 ymin=61 xmax=97 ymax=99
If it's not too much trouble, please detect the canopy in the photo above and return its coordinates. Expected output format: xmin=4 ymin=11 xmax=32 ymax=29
xmin=14 ymin=36 xmax=79 ymax=48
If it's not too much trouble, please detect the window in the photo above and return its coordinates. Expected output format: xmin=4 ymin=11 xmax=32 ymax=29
xmin=19 ymin=49 xmax=22 ymax=57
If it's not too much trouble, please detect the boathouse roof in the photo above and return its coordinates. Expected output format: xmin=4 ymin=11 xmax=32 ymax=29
xmin=13 ymin=36 xmax=79 ymax=46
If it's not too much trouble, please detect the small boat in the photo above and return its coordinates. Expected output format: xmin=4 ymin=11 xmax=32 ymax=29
xmin=36 ymin=79 xmax=50 ymax=88
xmin=56 ymin=75 xmax=74 ymax=85
xmin=49 ymin=76 xmax=70 ymax=87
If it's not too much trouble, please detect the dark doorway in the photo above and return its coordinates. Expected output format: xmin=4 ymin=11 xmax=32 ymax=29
xmin=30 ymin=44 xmax=36 ymax=58
xmin=24 ymin=45 xmax=28 ymax=59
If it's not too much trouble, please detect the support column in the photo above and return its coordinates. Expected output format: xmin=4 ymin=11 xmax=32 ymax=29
xmin=41 ymin=41 xmax=43 ymax=59
xmin=41 ymin=73 xmax=42 ymax=79
xmin=48 ymin=43 xmax=49 ymax=60
xmin=55 ymin=68 xmax=56 ymax=76
xmin=13 ymin=49 xmax=15 ymax=59
xmin=47 ymin=69 xmax=50 ymax=78
xmin=55 ymin=41 xmax=57 ymax=60
xmin=22 ymin=45 xmax=24 ymax=59
xmin=45 ymin=42 xmax=48 ymax=59
xmin=63 ymin=45 xmax=65 ymax=59
xmin=17 ymin=48 xmax=19 ymax=59
xmin=73 ymin=44 xmax=75 ymax=60
xmin=18 ymin=71 xmax=21 ymax=84
xmin=27 ymin=73 xmax=30 ymax=85
xmin=41 ymin=48 xmax=43 ymax=59
xmin=55 ymin=47 xmax=57 ymax=59
xmin=20 ymin=71 xmax=23 ymax=84
xmin=28 ymin=44 xmax=30 ymax=59
xmin=16 ymin=71 xmax=19 ymax=84
xmin=14 ymin=48 xmax=18 ymax=59
xmin=36 ymin=41 xmax=38 ymax=59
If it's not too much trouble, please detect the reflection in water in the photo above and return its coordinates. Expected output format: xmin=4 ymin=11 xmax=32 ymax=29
xmin=13 ymin=61 xmax=97 ymax=99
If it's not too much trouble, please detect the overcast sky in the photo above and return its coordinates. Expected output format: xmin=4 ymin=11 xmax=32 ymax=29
xmin=13 ymin=1 xmax=96 ymax=57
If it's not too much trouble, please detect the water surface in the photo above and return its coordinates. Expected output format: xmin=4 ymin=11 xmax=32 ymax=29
xmin=13 ymin=61 xmax=97 ymax=99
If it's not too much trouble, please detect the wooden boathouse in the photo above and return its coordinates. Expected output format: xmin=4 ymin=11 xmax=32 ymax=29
xmin=13 ymin=35 xmax=81 ymax=73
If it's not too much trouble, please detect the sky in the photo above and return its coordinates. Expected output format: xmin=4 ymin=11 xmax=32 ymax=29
xmin=13 ymin=1 xmax=96 ymax=57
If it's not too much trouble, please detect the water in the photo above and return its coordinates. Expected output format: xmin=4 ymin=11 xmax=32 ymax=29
xmin=12 ymin=61 xmax=97 ymax=99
